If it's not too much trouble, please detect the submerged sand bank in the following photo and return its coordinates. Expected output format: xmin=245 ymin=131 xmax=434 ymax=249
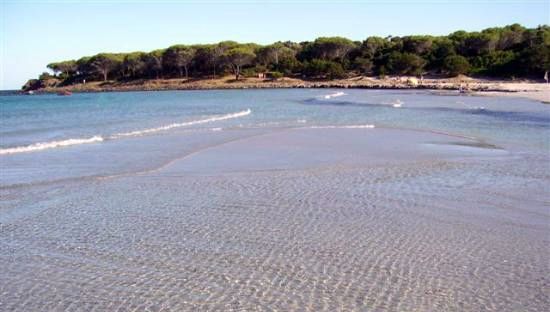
xmin=1 ymin=125 xmax=548 ymax=311
xmin=165 ymin=127 xmax=507 ymax=174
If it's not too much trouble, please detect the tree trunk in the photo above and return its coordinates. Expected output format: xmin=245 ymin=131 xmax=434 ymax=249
xmin=179 ymin=68 xmax=183 ymax=78
xmin=103 ymin=70 xmax=108 ymax=81
xmin=235 ymin=65 xmax=240 ymax=80
xmin=184 ymin=66 xmax=188 ymax=79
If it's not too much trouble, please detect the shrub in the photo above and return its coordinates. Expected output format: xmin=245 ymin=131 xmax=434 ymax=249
xmin=269 ymin=71 xmax=284 ymax=79
xmin=276 ymin=55 xmax=302 ymax=75
xmin=443 ymin=55 xmax=471 ymax=76
xmin=303 ymin=59 xmax=345 ymax=79
xmin=386 ymin=52 xmax=426 ymax=75
xmin=325 ymin=62 xmax=346 ymax=79
xmin=241 ymin=68 xmax=258 ymax=78
xmin=38 ymin=72 xmax=54 ymax=80
xmin=353 ymin=57 xmax=373 ymax=74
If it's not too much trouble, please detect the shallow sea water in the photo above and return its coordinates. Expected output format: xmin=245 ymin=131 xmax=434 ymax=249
xmin=1 ymin=89 xmax=549 ymax=311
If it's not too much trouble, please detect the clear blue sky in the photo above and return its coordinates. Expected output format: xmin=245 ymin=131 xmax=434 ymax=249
xmin=1 ymin=0 xmax=548 ymax=90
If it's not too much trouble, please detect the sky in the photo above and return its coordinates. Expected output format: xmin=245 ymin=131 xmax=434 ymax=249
xmin=1 ymin=0 xmax=549 ymax=90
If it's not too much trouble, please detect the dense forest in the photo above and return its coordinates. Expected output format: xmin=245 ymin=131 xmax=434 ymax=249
xmin=25 ymin=24 xmax=549 ymax=89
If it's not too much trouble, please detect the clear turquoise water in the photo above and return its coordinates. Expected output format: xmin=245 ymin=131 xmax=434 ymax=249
xmin=1 ymin=89 xmax=549 ymax=311
xmin=2 ymin=89 xmax=549 ymax=149
xmin=1 ymin=89 xmax=548 ymax=186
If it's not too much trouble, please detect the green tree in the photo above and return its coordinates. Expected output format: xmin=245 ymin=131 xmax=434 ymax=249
xmin=143 ymin=50 xmax=164 ymax=79
xmin=519 ymin=44 xmax=550 ymax=76
xmin=38 ymin=72 xmax=54 ymax=80
xmin=402 ymin=36 xmax=433 ymax=55
xmin=163 ymin=45 xmax=196 ymax=78
xmin=277 ymin=52 xmax=301 ymax=75
xmin=303 ymin=37 xmax=356 ymax=62
xmin=27 ymin=24 xmax=550 ymax=86
xmin=193 ymin=42 xmax=238 ymax=78
xmin=443 ymin=55 xmax=470 ymax=76
xmin=361 ymin=36 xmax=390 ymax=59
xmin=455 ymin=32 xmax=498 ymax=56
xmin=495 ymin=24 xmax=526 ymax=50
xmin=484 ymin=51 xmax=517 ymax=76
xmin=47 ymin=60 xmax=77 ymax=78
xmin=47 ymin=63 xmax=61 ymax=76
xmin=90 ymin=54 xmax=122 ymax=81
xmin=303 ymin=59 xmax=345 ymax=79
xmin=122 ymin=52 xmax=145 ymax=78
xmin=353 ymin=57 xmax=373 ymax=74
xmin=428 ymin=38 xmax=456 ymax=70
xmin=193 ymin=45 xmax=217 ymax=77
xmin=224 ymin=47 xmax=256 ymax=80
xmin=76 ymin=57 xmax=93 ymax=79
xmin=386 ymin=52 xmax=426 ymax=75
xmin=257 ymin=42 xmax=285 ymax=66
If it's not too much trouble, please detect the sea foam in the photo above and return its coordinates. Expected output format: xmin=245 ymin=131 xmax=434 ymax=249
xmin=0 ymin=109 xmax=251 ymax=155
xmin=0 ymin=136 xmax=104 ymax=155
xmin=111 ymin=109 xmax=251 ymax=138
xmin=382 ymin=99 xmax=404 ymax=108
xmin=323 ymin=91 xmax=345 ymax=99
xmin=306 ymin=124 xmax=375 ymax=129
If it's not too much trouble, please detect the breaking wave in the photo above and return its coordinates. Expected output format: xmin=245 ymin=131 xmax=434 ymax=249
xmin=0 ymin=109 xmax=251 ymax=155
xmin=306 ymin=124 xmax=375 ymax=129
xmin=382 ymin=99 xmax=404 ymax=108
xmin=111 ymin=109 xmax=251 ymax=138
xmin=323 ymin=91 xmax=346 ymax=99
xmin=0 ymin=136 xmax=104 ymax=155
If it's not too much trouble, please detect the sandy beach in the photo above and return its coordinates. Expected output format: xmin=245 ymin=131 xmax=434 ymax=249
xmin=36 ymin=75 xmax=550 ymax=103
xmin=472 ymin=90 xmax=550 ymax=103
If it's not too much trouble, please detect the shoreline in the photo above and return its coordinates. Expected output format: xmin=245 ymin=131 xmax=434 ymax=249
xmin=3 ymin=85 xmax=549 ymax=311
xmin=30 ymin=75 xmax=549 ymax=103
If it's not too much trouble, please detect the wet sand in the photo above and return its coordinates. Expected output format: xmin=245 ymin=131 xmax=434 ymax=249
xmin=473 ymin=90 xmax=549 ymax=103
xmin=1 ymin=127 xmax=548 ymax=311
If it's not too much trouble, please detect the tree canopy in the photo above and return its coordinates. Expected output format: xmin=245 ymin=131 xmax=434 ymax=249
xmin=443 ymin=55 xmax=471 ymax=76
xmin=163 ymin=45 xmax=196 ymax=78
xmin=29 ymin=24 xmax=549 ymax=88
xmin=224 ymin=47 xmax=256 ymax=80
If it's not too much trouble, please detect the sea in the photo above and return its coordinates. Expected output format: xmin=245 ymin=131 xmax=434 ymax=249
xmin=1 ymin=89 xmax=549 ymax=311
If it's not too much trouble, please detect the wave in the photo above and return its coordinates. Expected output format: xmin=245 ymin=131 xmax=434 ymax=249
xmin=306 ymin=124 xmax=375 ymax=129
xmin=111 ymin=109 xmax=251 ymax=138
xmin=392 ymin=99 xmax=403 ymax=108
xmin=382 ymin=99 xmax=403 ymax=108
xmin=0 ymin=109 xmax=251 ymax=155
xmin=456 ymin=101 xmax=485 ymax=110
xmin=323 ymin=91 xmax=345 ymax=99
xmin=0 ymin=136 xmax=104 ymax=155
